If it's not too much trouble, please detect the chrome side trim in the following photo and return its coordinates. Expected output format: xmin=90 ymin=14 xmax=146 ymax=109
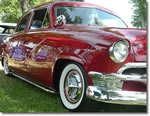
xmin=86 ymin=86 xmax=146 ymax=105
xmin=11 ymin=73 xmax=56 ymax=93
xmin=117 ymin=62 xmax=146 ymax=74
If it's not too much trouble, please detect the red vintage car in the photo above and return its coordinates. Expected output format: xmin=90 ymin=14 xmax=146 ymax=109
xmin=1 ymin=1 xmax=146 ymax=112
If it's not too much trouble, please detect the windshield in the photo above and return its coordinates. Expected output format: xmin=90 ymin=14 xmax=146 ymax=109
xmin=55 ymin=6 xmax=127 ymax=28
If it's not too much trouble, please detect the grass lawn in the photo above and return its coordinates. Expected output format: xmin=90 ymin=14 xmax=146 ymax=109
xmin=0 ymin=62 xmax=147 ymax=113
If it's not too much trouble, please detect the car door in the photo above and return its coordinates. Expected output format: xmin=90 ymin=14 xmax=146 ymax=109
xmin=8 ymin=13 xmax=31 ymax=75
xmin=19 ymin=7 xmax=53 ymax=86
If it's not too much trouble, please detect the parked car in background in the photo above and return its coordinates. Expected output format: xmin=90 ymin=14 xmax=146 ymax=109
xmin=0 ymin=23 xmax=16 ymax=60
xmin=1 ymin=1 xmax=147 ymax=112
xmin=0 ymin=23 xmax=16 ymax=42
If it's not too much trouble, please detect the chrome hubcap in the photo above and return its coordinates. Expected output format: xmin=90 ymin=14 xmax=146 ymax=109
xmin=64 ymin=70 xmax=83 ymax=103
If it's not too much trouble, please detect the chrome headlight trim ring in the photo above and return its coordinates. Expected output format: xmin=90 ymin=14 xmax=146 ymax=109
xmin=109 ymin=39 xmax=129 ymax=63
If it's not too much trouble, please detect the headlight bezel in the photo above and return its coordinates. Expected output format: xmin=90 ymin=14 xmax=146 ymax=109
xmin=109 ymin=39 xmax=130 ymax=63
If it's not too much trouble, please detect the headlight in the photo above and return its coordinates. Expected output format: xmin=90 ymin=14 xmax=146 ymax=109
xmin=109 ymin=40 xmax=129 ymax=63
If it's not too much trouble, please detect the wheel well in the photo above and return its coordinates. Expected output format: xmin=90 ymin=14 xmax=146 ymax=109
xmin=53 ymin=59 xmax=83 ymax=92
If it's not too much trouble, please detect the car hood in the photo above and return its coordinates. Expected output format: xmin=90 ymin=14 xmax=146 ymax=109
xmin=57 ymin=26 xmax=147 ymax=62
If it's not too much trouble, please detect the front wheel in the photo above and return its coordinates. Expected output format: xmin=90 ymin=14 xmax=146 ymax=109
xmin=59 ymin=62 xmax=99 ymax=112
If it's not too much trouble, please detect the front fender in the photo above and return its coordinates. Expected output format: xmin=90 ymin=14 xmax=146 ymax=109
xmin=53 ymin=52 xmax=94 ymax=86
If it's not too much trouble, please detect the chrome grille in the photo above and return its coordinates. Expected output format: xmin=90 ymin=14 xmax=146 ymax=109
xmin=117 ymin=63 xmax=146 ymax=75
xmin=122 ymin=68 xmax=146 ymax=75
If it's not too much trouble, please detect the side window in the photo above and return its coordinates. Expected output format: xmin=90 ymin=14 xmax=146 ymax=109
xmin=30 ymin=8 xmax=50 ymax=30
xmin=16 ymin=13 xmax=30 ymax=32
xmin=42 ymin=11 xmax=50 ymax=28
xmin=3 ymin=28 xmax=14 ymax=34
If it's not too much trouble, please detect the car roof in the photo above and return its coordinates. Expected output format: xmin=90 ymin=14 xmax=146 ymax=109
xmin=30 ymin=1 xmax=117 ymax=16
xmin=0 ymin=23 xmax=17 ymax=28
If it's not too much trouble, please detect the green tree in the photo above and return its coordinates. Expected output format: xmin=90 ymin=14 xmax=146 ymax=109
xmin=27 ymin=0 xmax=52 ymax=9
xmin=19 ymin=0 xmax=28 ymax=14
xmin=0 ymin=0 xmax=22 ymax=23
xmin=0 ymin=0 xmax=83 ymax=23
xmin=0 ymin=0 xmax=52 ymax=23
xmin=129 ymin=0 xmax=147 ymax=28
xmin=55 ymin=0 xmax=83 ymax=1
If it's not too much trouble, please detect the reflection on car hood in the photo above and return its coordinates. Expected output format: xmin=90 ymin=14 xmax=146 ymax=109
xmin=57 ymin=26 xmax=147 ymax=62
xmin=100 ymin=27 xmax=146 ymax=62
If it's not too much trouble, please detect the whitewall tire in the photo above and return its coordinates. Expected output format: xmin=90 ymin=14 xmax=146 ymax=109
xmin=59 ymin=63 xmax=87 ymax=111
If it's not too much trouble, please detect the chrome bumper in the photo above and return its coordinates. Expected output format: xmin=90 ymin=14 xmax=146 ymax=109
xmin=86 ymin=63 xmax=147 ymax=105
xmin=86 ymin=86 xmax=146 ymax=105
